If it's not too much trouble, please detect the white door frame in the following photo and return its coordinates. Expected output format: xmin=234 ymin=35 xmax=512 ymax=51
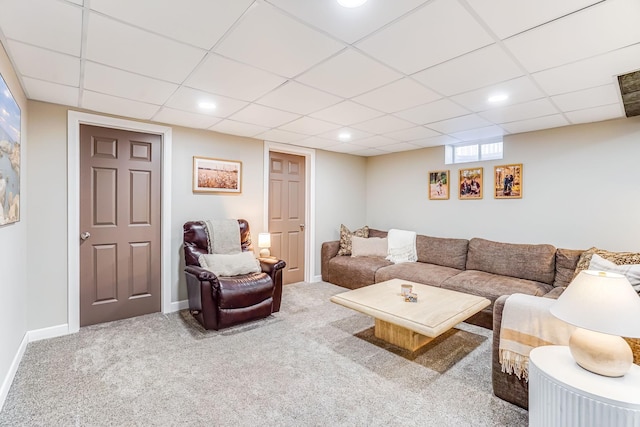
xmin=263 ymin=142 xmax=316 ymax=283
xmin=67 ymin=111 xmax=172 ymax=333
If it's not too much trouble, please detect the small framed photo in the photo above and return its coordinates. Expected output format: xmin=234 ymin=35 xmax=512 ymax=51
xmin=494 ymin=163 xmax=522 ymax=199
xmin=193 ymin=156 xmax=242 ymax=194
xmin=459 ymin=167 xmax=483 ymax=200
xmin=428 ymin=170 xmax=450 ymax=200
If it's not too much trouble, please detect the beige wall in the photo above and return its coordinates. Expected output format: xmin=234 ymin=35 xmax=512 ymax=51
xmin=366 ymin=116 xmax=640 ymax=252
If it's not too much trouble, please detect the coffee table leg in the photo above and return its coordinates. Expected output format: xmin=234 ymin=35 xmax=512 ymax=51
xmin=374 ymin=319 xmax=433 ymax=352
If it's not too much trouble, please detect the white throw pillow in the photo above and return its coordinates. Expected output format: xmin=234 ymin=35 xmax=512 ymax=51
xmin=386 ymin=229 xmax=417 ymax=264
xmin=588 ymin=254 xmax=640 ymax=291
xmin=198 ymin=252 xmax=261 ymax=277
xmin=351 ymin=236 xmax=388 ymax=257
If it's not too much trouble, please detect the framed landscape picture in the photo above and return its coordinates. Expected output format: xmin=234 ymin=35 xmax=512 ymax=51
xmin=428 ymin=170 xmax=449 ymax=200
xmin=0 ymin=72 xmax=21 ymax=225
xmin=193 ymin=156 xmax=242 ymax=194
xmin=459 ymin=167 xmax=483 ymax=200
xmin=494 ymin=163 xmax=522 ymax=199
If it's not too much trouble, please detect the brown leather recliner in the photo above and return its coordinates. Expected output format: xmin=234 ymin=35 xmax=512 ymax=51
xmin=183 ymin=219 xmax=285 ymax=330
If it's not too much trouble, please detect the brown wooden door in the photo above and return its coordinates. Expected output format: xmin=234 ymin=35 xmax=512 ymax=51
xmin=269 ymin=152 xmax=305 ymax=284
xmin=79 ymin=124 xmax=161 ymax=326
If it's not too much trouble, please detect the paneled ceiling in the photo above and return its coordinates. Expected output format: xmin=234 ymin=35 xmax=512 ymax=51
xmin=0 ymin=0 xmax=638 ymax=156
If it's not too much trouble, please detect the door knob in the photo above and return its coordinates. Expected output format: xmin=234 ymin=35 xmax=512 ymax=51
xmin=300 ymin=224 xmax=305 ymax=231
xmin=80 ymin=231 xmax=91 ymax=241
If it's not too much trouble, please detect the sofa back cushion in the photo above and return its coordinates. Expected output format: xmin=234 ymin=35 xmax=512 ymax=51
xmin=466 ymin=238 xmax=556 ymax=284
xmin=553 ymin=248 xmax=584 ymax=288
xmin=368 ymin=228 xmax=388 ymax=238
xmin=416 ymin=235 xmax=469 ymax=270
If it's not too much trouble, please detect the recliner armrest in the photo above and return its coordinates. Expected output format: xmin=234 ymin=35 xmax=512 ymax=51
xmin=258 ymin=257 xmax=286 ymax=274
xmin=185 ymin=265 xmax=219 ymax=282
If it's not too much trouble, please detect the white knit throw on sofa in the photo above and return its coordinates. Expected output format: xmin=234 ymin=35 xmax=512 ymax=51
xmin=386 ymin=229 xmax=417 ymax=264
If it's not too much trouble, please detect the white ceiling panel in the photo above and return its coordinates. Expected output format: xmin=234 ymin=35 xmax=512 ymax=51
xmin=565 ymin=104 xmax=624 ymax=124
xmin=22 ymin=77 xmax=79 ymax=106
xmin=82 ymin=90 xmax=160 ymax=120
xmin=209 ymin=119 xmax=269 ymax=138
xmin=411 ymin=135 xmax=460 ymax=147
xmin=378 ymin=142 xmax=422 ymax=152
xmin=384 ymin=126 xmax=440 ymax=141
xmin=450 ymin=125 xmax=506 ymax=141
xmin=351 ymin=147 xmax=387 ymax=157
xmin=352 ymin=115 xmax=414 ymax=135
xmin=66 ymin=0 xmax=83 ymax=4
xmin=0 ymin=0 xmax=82 ymax=56
xmin=185 ymin=54 xmax=286 ymax=102
xmin=479 ymin=99 xmax=559 ymax=124
xmin=7 ymin=40 xmax=80 ymax=86
xmin=165 ymin=86 xmax=248 ymax=118
xmin=214 ymin=2 xmax=344 ymax=78
xmin=295 ymin=136 xmax=340 ymax=149
xmin=310 ymin=101 xmax=383 ymax=126
xmin=229 ymin=104 xmax=300 ymax=128
xmin=451 ymin=77 xmax=544 ymax=113
xmin=279 ymin=116 xmax=341 ymax=135
xmin=395 ymin=99 xmax=470 ymax=125
xmin=256 ymin=81 xmax=341 ymax=115
xmin=552 ymin=84 xmax=621 ymax=113
xmin=504 ymin=0 xmax=640 ymax=73
xmin=84 ymin=62 xmax=178 ymax=105
xmin=256 ymin=128 xmax=306 ymax=144
xmin=352 ymin=78 xmax=440 ymax=113
xmin=85 ymin=13 xmax=206 ymax=83
xmin=296 ymin=49 xmax=401 ymax=98
xmin=355 ymin=135 xmax=400 ymax=148
xmin=153 ymin=107 xmax=221 ymax=129
xmin=357 ymin=0 xmax=493 ymax=74
xmin=426 ymin=114 xmax=492 ymax=134
xmin=412 ymin=45 xmax=523 ymax=96
xmin=90 ymin=0 xmax=254 ymax=50
xmin=466 ymin=0 xmax=601 ymax=39
xmin=325 ymin=142 xmax=362 ymax=153
xmin=500 ymin=114 xmax=570 ymax=135
xmin=319 ymin=127 xmax=372 ymax=143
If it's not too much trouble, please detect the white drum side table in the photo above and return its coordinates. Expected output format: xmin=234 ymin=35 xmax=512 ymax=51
xmin=529 ymin=345 xmax=640 ymax=427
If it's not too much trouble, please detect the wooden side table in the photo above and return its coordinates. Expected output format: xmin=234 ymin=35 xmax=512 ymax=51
xmin=529 ymin=345 xmax=640 ymax=427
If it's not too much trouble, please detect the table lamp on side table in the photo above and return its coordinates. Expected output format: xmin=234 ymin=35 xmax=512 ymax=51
xmin=550 ymin=270 xmax=640 ymax=377
xmin=258 ymin=232 xmax=271 ymax=258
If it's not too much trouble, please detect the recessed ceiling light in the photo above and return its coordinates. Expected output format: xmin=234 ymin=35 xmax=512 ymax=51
xmin=198 ymin=101 xmax=216 ymax=110
xmin=337 ymin=0 xmax=368 ymax=8
xmin=487 ymin=94 xmax=509 ymax=103
xmin=338 ymin=132 xmax=351 ymax=141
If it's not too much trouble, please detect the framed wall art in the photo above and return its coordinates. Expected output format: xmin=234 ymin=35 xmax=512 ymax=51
xmin=459 ymin=167 xmax=483 ymax=200
xmin=494 ymin=163 xmax=522 ymax=199
xmin=428 ymin=170 xmax=450 ymax=200
xmin=193 ymin=156 xmax=242 ymax=194
xmin=0 ymin=72 xmax=21 ymax=225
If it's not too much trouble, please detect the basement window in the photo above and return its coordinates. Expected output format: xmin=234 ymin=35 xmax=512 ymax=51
xmin=445 ymin=139 xmax=503 ymax=164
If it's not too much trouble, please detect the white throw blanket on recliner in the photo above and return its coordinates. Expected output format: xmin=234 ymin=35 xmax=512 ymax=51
xmin=205 ymin=219 xmax=241 ymax=254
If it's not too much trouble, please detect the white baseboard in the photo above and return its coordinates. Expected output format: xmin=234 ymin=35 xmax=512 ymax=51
xmin=0 ymin=333 xmax=28 ymax=412
xmin=310 ymin=274 xmax=323 ymax=283
xmin=168 ymin=300 xmax=189 ymax=313
xmin=28 ymin=324 xmax=70 ymax=342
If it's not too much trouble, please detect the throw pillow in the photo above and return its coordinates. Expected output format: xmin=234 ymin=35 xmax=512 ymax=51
xmin=198 ymin=252 xmax=261 ymax=277
xmin=574 ymin=247 xmax=640 ymax=280
xmin=351 ymin=236 xmax=388 ymax=257
xmin=588 ymin=254 xmax=640 ymax=291
xmin=337 ymin=224 xmax=369 ymax=256
xmin=386 ymin=229 xmax=417 ymax=264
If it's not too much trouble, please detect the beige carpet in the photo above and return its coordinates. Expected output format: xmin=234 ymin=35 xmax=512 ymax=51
xmin=0 ymin=281 xmax=528 ymax=426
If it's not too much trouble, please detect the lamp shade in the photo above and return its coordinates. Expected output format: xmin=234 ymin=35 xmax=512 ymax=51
xmin=550 ymin=270 xmax=640 ymax=338
xmin=258 ymin=233 xmax=271 ymax=249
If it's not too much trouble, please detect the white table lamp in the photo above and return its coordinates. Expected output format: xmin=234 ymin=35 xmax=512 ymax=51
xmin=258 ymin=233 xmax=271 ymax=258
xmin=550 ymin=270 xmax=640 ymax=377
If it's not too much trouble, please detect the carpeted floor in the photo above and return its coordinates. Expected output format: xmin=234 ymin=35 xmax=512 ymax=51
xmin=0 ymin=281 xmax=528 ymax=426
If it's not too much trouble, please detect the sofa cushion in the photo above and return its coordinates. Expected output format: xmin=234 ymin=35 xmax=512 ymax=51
xmin=442 ymin=270 xmax=553 ymax=306
xmin=368 ymin=228 xmax=388 ymax=238
xmin=553 ymin=248 xmax=584 ymax=288
xmin=466 ymin=238 xmax=556 ymax=285
xmin=327 ymin=256 xmax=392 ymax=289
xmin=375 ymin=262 xmax=462 ymax=287
xmin=351 ymin=236 xmax=388 ymax=257
xmin=416 ymin=235 xmax=469 ymax=270
xmin=337 ymin=224 xmax=369 ymax=256
xmin=573 ymin=247 xmax=640 ymax=279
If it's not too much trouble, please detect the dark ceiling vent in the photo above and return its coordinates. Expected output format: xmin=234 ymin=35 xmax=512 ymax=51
xmin=618 ymin=70 xmax=640 ymax=117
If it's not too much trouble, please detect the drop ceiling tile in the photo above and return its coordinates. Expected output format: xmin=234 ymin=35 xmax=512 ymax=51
xmin=90 ymin=0 xmax=254 ymax=49
xmin=357 ymin=0 xmax=493 ymax=74
xmin=7 ymin=40 xmax=80 ymax=86
xmin=22 ymin=77 xmax=79 ymax=106
xmin=355 ymin=136 xmax=399 ymax=148
xmin=352 ymin=115 xmax=415 ymax=135
xmin=256 ymin=81 xmax=342 ymax=115
xmin=66 ymin=0 xmax=83 ymax=4
xmin=0 ymin=0 xmax=82 ymax=55
xmin=352 ymin=78 xmax=441 ymax=113
xmin=318 ymin=127 xmax=372 ymax=143
xmin=214 ymin=2 xmax=344 ymax=78
xmin=378 ymin=142 xmax=422 ymax=153
xmin=325 ymin=142 xmax=362 ymax=154
xmin=500 ymin=114 xmax=569 ymax=134
xmin=479 ymin=99 xmax=559 ymax=124
xmin=229 ymin=104 xmax=300 ymax=128
xmin=153 ymin=107 xmax=221 ymax=129
xmin=266 ymin=0 xmax=429 ymax=44
xmin=427 ymin=114 xmax=492 ymax=134
xmin=82 ymin=90 xmax=160 ymax=120
xmin=209 ymin=119 xmax=269 ymax=138
xmin=552 ymin=84 xmax=621 ymax=113
xmin=165 ymin=87 xmax=248 ymax=118
xmin=565 ymin=103 xmax=624 ymax=124
xmin=412 ymin=45 xmax=524 ymax=96
xmin=350 ymin=148 xmax=387 ymax=157
xmin=466 ymin=0 xmax=601 ymax=39
xmin=279 ymin=117 xmax=341 ymax=135
xmin=84 ymin=62 xmax=178 ymax=105
xmin=85 ymin=13 xmax=206 ymax=83
xmin=395 ymin=99 xmax=469 ymax=125
xmin=310 ymin=101 xmax=383 ymax=126
xmin=185 ymin=54 xmax=286 ymax=102
xmin=451 ymin=76 xmax=544 ymax=112
xmin=256 ymin=128 xmax=306 ymax=144
xmin=450 ymin=125 xmax=506 ymax=141
xmin=504 ymin=0 xmax=640 ymax=73
xmin=384 ymin=126 xmax=440 ymax=141
xmin=532 ymin=44 xmax=640 ymax=96
xmin=295 ymin=136 xmax=339 ymax=149
xmin=296 ymin=49 xmax=402 ymax=98
xmin=411 ymin=135 xmax=460 ymax=147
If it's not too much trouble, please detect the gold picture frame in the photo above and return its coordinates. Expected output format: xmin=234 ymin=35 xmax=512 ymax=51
xmin=193 ymin=156 xmax=242 ymax=194
xmin=494 ymin=163 xmax=522 ymax=199
xmin=428 ymin=170 xmax=450 ymax=200
xmin=459 ymin=167 xmax=483 ymax=200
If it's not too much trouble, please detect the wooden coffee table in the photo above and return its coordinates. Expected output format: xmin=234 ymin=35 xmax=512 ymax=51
xmin=330 ymin=278 xmax=490 ymax=352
